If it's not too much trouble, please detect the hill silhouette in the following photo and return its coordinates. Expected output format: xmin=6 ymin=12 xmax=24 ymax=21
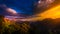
xmin=0 ymin=15 xmax=60 ymax=34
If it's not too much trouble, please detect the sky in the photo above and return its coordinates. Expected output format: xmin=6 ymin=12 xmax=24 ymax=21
xmin=1 ymin=0 xmax=60 ymax=22
xmin=0 ymin=0 xmax=38 ymax=16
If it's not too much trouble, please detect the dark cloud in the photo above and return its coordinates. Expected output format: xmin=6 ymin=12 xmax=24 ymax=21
xmin=34 ymin=0 xmax=55 ymax=15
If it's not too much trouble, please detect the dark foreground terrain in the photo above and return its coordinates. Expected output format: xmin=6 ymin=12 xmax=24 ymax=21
xmin=0 ymin=17 xmax=60 ymax=34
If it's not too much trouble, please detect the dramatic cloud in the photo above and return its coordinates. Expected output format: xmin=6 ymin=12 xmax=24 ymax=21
xmin=22 ymin=0 xmax=60 ymax=22
xmin=6 ymin=8 xmax=17 ymax=14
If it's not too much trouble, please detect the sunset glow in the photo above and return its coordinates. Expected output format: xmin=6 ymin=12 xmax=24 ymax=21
xmin=24 ymin=4 xmax=60 ymax=21
xmin=40 ymin=5 xmax=60 ymax=19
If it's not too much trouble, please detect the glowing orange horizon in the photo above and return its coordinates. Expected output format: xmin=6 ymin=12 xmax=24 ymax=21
xmin=40 ymin=4 xmax=60 ymax=19
xmin=22 ymin=4 xmax=60 ymax=22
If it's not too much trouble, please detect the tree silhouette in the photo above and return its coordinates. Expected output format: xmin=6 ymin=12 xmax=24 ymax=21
xmin=0 ymin=15 xmax=4 ymax=34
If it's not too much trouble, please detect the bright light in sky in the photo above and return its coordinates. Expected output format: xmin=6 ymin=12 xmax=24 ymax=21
xmin=38 ymin=1 xmax=41 ymax=3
